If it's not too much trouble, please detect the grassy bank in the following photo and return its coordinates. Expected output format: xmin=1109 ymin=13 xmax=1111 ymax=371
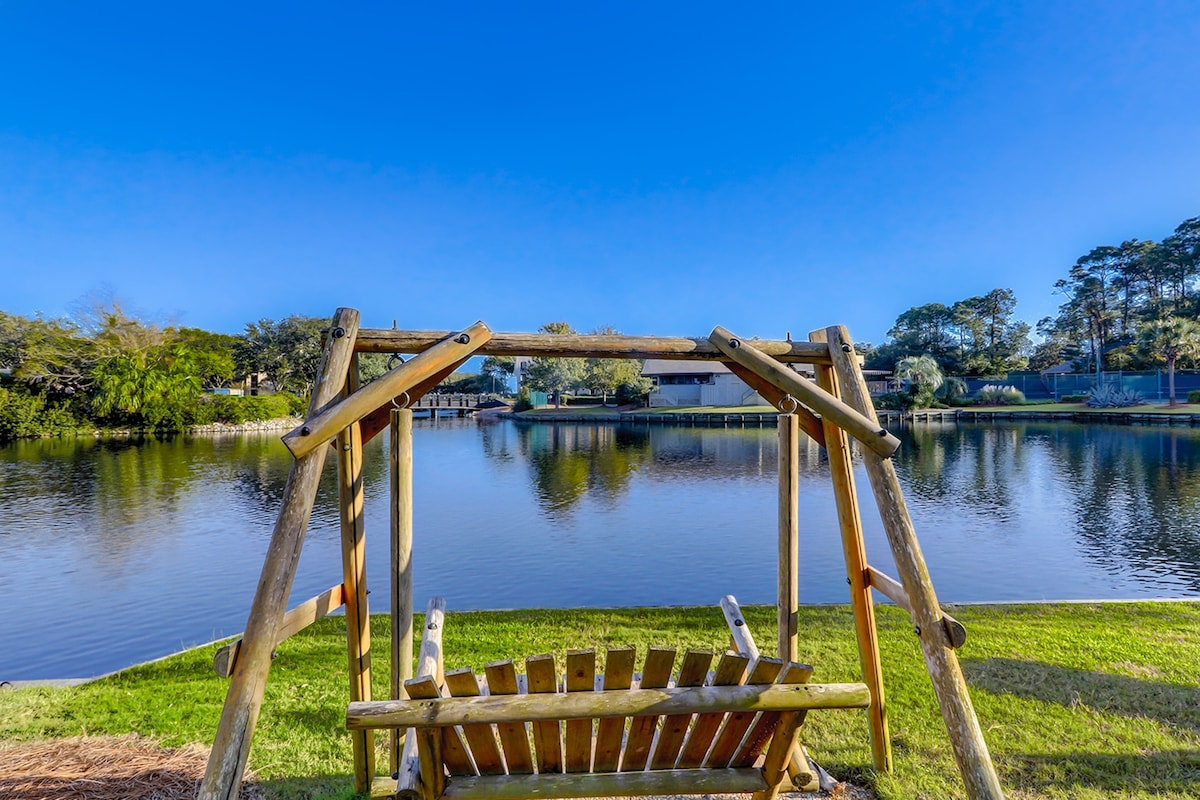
xmin=2 ymin=603 xmax=1198 ymax=799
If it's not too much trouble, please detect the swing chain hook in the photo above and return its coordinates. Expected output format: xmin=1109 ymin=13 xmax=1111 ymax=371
xmin=778 ymin=394 xmax=798 ymax=414
xmin=392 ymin=391 xmax=411 ymax=410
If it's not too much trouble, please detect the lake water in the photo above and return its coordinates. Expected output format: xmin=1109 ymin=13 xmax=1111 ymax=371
xmin=2 ymin=417 xmax=1198 ymax=681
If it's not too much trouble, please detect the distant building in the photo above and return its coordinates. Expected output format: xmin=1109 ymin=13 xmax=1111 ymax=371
xmin=641 ymin=360 xmax=774 ymax=408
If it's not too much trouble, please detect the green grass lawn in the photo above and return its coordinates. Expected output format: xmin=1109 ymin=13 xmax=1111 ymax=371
xmin=2 ymin=602 xmax=1198 ymax=799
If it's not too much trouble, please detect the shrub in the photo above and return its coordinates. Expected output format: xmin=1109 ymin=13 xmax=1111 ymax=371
xmin=1086 ymin=384 xmax=1145 ymax=408
xmin=1189 ymin=390 xmax=1200 ymax=404
xmin=874 ymin=391 xmax=914 ymax=411
xmin=0 ymin=386 xmax=44 ymax=439
xmin=513 ymin=386 xmax=534 ymax=412
xmin=936 ymin=376 xmax=969 ymax=401
xmin=1060 ymin=394 xmax=1089 ymax=403
xmin=200 ymin=393 xmax=300 ymax=424
xmin=0 ymin=387 xmax=83 ymax=439
xmin=282 ymin=392 xmax=307 ymax=416
xmin=614 ymin=381 xmax=650 ymax=406
xmin=976 ymin=384 xmax=1026 ymax=405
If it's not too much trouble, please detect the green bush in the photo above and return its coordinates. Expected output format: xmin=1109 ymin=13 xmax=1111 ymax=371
xmin=1189 ymin=390 xmax=1200 ymax=404
xmin=936 ymin=376 xmax=969 ymax=401
xmin=1060 ymin=394 xmax=1089 ymax=403
xmin=563 ymin=395 xmax=603 ymax=407
xmin=976 ymin=384 xmax=1026 ymax=405
xmin=874 ymin=391 xmax=914 ymax=411
xmin=513 ymin=386 xmax=534 ymax=412
xmin=0 ymin=386 xmax=44 ymax=439
xmin=0 ymin=387 xmax=83 ymax=439
xmin=200 ymin=393 xmax=299 ymax=424
xmin=283 ymin=392 xmax=307 ymax=416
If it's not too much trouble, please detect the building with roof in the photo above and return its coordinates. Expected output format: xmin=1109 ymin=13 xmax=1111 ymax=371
xmin=640 ymin=359 xmax=776 ymax=408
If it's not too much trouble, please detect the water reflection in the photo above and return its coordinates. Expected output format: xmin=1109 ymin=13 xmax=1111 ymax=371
xmin=513 ymin=422 xmax=829 ymax=522
xmin=893 ymin=422 xmax=1200 ymax=595
xmin=3 ymin=417 xmax=1200 ymax=681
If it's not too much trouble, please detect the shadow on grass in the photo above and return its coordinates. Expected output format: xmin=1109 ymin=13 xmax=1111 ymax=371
xmin=962 ymin=658 xmax=1200 ymax=795
xmin=1002 ymin=749 xmax=1200 ymax=796
xmin=962 ymin=657 xmax=1200 ymax=735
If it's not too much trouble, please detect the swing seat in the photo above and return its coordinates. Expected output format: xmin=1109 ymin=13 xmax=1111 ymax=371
xmin=346 ymin=598 xmax=870 ymax=800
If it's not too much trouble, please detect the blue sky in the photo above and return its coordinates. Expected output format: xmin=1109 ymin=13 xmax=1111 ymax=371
xmin=2 ymin=2 xmax=1198 ymax=347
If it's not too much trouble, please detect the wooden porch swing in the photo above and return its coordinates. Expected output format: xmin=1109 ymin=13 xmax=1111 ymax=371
xmin=198 ymin=310 xmax=1005 ymax=800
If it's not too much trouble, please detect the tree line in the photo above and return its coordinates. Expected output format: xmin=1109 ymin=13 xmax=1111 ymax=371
xmin=865 ymin=214 xmax=1200 ymax=387
xmin=0 ymin=303 xmax=349 ymax=438
xmin=0 ymin=307 xmax=653 ymax=439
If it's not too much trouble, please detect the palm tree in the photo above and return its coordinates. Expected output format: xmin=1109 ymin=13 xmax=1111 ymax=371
xmin=895 ymin=355 xmax=944 ymax=410
xmin=1140 ymin=317 xmax=1200 ymax=406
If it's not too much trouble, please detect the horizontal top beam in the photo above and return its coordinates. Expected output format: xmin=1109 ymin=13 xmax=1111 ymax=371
xmin=354 ymin=329 xmax=835 ymax=364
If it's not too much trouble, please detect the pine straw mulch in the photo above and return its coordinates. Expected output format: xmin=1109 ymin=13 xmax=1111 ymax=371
xmin=0 ymin=735 xmax=874 ymax=800
xmin=0 ymin=734 xmax=263 ymax=800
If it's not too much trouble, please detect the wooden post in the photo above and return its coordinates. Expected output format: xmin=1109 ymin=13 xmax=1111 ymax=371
xmin=201 ymin=308 xmax=361 ymax=800
xmin=391 ymin=406 xmax=415 ymax=775
xmin=777 ymin=413 xmax=799 ymax=663
xmin=810 ymin=345 xmax=892 ymax=773
xmin=820 ymin=325 xmax=1004 ymax=800
xmin=337 ymin=352 xmax=373 ymax=792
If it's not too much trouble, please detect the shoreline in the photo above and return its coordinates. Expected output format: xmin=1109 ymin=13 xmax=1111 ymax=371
xmin=9 ymin=597 xmax=1197 ymax=688
xmin=513 ymin=405 xmax=1200 ymax=428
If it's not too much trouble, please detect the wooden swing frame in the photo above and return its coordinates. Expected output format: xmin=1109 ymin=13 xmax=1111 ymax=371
xmin=199 ymin=309 xmax=1004 ymax=800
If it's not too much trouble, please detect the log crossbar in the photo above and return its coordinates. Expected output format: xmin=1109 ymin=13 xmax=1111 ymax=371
xmin=349 ymin=598 xmax=869 ymax=800
xmin=866 ymin=566 xmax=968 ymax=649
xmin=214 ymin=583 xmax=346 ymax=677
xmin=353 ymin=329 xmax=837 ymax=364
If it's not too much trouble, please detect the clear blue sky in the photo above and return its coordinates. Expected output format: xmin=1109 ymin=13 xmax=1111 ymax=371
xmin=2 ymin=2 xmax=1198 ymax=347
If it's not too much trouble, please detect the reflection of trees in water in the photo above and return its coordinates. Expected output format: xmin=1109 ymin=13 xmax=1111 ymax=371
xmin=896 ymin=422 xmax=1200 ymax=593
xmin=478 ymin=418 xmax=517 ymax=465
xmin=517 ymin=424 xmax=653 ymax=520
xmin=896 ymin=423 xmax=1026 ymax=523
xmin=1051 ymin=425 xmax=1200 ymax=593
xmin=225 ymin=430 xmax=391 ymax=532
xmin=0 ymin=433 xmax=329 ymax=574
xmin=514 ymin=423 xmax=828 ymax=521
xmin=644 ymin=426 xmax=825 ymax=482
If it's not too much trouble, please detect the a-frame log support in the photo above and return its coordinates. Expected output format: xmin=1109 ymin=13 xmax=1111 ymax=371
xmin=200 ymin=307 xmax=361 ymax=800
xmin=390 ymin=405 xmax=415 ymax=776
xmin=818 ymin=325 xmax=1004 ymax=800
xmin=202 ymin=319 xmax=492 ymax=800
xmin=810 ymin=335 xmax=892 ymax=773
xmin=709 ymin=326 xmax=900 ymax=459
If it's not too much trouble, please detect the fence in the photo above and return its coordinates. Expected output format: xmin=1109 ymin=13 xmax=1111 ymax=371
xmin=963 ymin=371 xmax=1200 ymax=402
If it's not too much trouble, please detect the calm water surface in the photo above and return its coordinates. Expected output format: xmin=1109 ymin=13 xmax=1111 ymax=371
xmin=2 ymin=418 xmax=1198 ymax=680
